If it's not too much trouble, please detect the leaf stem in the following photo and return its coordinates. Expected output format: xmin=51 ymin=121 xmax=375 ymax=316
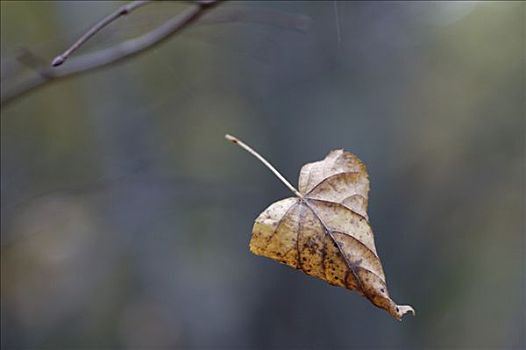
xmin=225 ymin=134 xmax=303 ymax=199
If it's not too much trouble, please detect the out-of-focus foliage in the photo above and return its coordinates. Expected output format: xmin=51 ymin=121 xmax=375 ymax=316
xmin=1 ymin=1 xmax=524 ymax=349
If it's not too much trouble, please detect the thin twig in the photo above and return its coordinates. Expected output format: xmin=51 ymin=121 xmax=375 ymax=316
xmin=1 ymin=0 xmax=221 ymax=108
xmin=199 ymin=7 xmax=310 ymax=32
xmin=225 ymin=134 xmax=304 ymax=198
xmin=333 ymin=1 xmax=341 ymax=47
xmin=52 ymin=0 xmax=153 ymax=67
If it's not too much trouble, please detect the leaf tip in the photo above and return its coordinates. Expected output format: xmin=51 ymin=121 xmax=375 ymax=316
xmin=394 ymin=304 xmax=415 ymax=321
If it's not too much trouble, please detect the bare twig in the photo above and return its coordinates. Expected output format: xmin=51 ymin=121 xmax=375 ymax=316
xmin=199 ymin=7 xmax=310 ymax=32
xmin=52 ymin=0 xmax=153 ymax=67
xmin=1 ymin=0 xmax=221 ymax=108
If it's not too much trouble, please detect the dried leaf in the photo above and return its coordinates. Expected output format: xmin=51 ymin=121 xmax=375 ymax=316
xmin=226 ymin=135 xmax=415 ymax=320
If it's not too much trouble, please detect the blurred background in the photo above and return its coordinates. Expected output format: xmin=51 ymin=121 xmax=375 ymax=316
xmin=1 ymin=1 xmax=524 ymax=349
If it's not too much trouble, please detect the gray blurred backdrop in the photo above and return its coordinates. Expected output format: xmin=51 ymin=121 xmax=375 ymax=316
xmin=1 ymin=1 xmax=525 ymax=349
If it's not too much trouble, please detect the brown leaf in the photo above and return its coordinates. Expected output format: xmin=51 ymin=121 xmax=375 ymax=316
xmin=226 ymin=135 xmax=415 ymax=320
